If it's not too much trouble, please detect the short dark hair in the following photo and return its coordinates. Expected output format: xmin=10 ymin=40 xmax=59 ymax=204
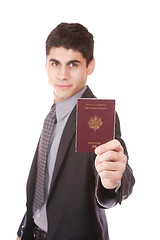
xmin=46 ymin=22 xmax=94 ymax=66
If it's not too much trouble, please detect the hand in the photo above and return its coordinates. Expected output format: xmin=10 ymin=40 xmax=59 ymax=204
xmin=95 ymin=139 xmax=127 ymax=190
xmin=16 ymin=237 xmax=21 ymax=240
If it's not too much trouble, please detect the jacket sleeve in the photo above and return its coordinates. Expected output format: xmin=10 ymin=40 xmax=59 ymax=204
xmin=96 ymin=112 xmax=135 ymax=208
xmin=17 ymin=213 xmax=27 ymax=238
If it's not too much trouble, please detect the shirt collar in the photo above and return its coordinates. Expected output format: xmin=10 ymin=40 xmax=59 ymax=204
xmin=55 ymin=85 xmax=87 ymax=122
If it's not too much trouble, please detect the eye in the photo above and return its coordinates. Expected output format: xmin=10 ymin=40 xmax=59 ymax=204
xmin=51 ymin=61 xmax=59 ymax=67
xmin=69 ymin=62 xmax=78 ymax=68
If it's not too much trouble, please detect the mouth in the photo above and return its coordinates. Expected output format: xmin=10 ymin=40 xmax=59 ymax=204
xmin=55 ymin=84 xmax=72 ymax=89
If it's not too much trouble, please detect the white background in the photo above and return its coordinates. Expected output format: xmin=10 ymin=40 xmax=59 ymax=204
xmin=0 ymin=0 xmax=160 ymax=239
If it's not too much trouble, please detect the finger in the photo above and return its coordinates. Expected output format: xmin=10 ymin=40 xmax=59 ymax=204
xmin=96 ymin=161 xmax=119 ymax=174
xmin=95 ymin=150 xmax=122 ymax=165
xmin=95 ymin=156 xmax=126 ymax=174
xmin=95 ymin=139 xmax=123 ymax=155
xmin=99 ymin=170 xmax=122 ymax=183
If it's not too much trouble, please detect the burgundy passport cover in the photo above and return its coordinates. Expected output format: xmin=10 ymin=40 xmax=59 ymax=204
xmin=76 ymin=99 xmax=115 ymax=152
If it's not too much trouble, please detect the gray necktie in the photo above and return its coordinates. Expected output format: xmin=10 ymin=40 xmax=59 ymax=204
xmin=33 ymin=103 xmax=56 ymax=211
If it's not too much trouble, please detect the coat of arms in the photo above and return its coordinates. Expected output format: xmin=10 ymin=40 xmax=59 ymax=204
xmin=88 ymin=115 xmax=103 ymax=132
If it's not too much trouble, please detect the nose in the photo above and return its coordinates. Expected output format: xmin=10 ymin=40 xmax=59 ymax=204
xmin=58 ymin=66 xmax=69 ymax=80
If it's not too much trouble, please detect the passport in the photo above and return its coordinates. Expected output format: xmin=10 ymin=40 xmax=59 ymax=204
xmin=76 ymin=99 xmax=115 ymax=152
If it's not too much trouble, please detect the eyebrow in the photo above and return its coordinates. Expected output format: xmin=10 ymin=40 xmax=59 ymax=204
xmin=49 ymin=58 xmax=59 ymax=62
xmin=49 ymin=59 xmax=81 ymax=65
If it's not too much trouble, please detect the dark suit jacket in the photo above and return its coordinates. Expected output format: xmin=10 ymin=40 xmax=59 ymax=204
xmin=18 ymin=86 xmax=135 ymax=240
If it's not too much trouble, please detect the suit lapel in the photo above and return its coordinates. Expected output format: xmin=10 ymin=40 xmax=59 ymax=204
xmin=47 ymin=86 xmax=96 ymax=198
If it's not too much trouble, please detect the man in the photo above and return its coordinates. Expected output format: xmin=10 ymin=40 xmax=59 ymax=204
xmin=17 ymin=23 xmax=135 ymax=240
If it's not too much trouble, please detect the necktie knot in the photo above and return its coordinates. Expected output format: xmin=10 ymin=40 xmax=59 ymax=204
xmin=48 ymin=103 xmax=57 ymax=122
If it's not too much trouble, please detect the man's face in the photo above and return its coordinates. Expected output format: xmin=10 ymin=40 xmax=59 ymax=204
xmin=46 ymin=47 xmax=95 ymax=103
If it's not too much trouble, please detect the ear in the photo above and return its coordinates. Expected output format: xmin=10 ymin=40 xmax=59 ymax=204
xmin=45 ymin=60 xmax=48 ymax=69
xmin=87 ymin=58 xmax=95 ymax=75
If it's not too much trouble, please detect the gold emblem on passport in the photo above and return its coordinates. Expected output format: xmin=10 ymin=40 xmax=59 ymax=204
xmin=88 ymin=116 xmax=103 ymax=132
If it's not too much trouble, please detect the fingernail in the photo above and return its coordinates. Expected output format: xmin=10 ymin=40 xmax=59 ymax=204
xmin=95 ymin=147 xmax=100 ymax=155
